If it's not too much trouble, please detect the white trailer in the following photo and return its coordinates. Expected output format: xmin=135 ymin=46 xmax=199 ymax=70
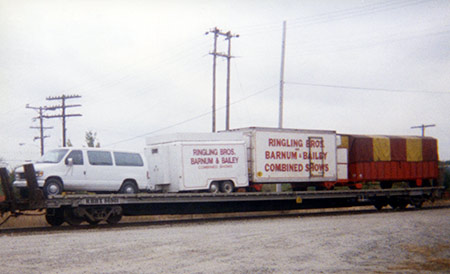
xmin=145 ymin=133 xmax=249 ymax=193
xmin=228 ymin=127 xmax=339 ymax=189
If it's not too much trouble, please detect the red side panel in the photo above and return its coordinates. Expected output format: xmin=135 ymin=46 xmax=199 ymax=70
xmin=348 ymin=161 xmax=438 ymax=182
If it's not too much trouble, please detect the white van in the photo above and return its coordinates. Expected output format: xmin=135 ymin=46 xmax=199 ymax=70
xmin=14 ymin=148 xmax=149 ymax=196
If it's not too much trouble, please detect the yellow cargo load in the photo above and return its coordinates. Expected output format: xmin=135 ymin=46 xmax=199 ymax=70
xmin=406 ymin=138 xmax=423 ymax=162
xmin=373 ymin=136 xmax=391 ymax=161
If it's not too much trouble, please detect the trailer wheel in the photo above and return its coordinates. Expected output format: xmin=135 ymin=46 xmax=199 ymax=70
xmin=43 ymin=178 xmax=63 ymax=197
xmin=209 ymin=182 xmax=220 ymax=193
xmin=120 ymin=180 xmax=138 ymax=194
xmin=220 ymin=181 xmax=234 ymax=193
xmin=45 ymin=208 xmax=64 ymax=227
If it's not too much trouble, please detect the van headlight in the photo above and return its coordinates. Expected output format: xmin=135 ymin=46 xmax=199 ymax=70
xmin=36 ymin=171 xmax=44 ymax=178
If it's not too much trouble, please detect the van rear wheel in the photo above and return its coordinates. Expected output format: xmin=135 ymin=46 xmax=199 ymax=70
xmin=120 ymin=181 xmax=138 ymax=194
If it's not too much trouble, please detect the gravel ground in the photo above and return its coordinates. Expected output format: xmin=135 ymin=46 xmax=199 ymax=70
xmin=0 ymin=208 xmax=449 ymax=273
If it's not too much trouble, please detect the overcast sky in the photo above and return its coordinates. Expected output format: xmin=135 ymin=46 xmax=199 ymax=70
xmin=1 ymin=0 xmax=449 ymax=167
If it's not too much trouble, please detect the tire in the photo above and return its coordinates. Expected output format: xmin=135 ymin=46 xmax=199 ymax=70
xmin=220 ymin=181 xmax=234 ymax=193
xmin=43 ymin=178 xmax=63 ymax=197
xmin=120 ymin=180 xmax=138 ymax=194
xmin=209 ymin=182 xmax=220 ymax=194
xmin=45 ymin=208 xmax=64 ymax=227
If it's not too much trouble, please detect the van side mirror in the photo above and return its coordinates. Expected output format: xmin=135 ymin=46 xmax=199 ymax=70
xmin=66 ymin=158 xmax=74 ymax=166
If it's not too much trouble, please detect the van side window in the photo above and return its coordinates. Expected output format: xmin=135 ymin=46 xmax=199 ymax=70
xmin=66 ymin=150 xmax=84 ymax=165
xmin=87 ymin=151 xmax=113 ymax=166
xmin=114 ymin=152 xmax=144 ymax=167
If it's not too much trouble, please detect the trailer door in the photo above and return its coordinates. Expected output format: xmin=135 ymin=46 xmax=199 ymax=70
xmin=147 ymin=146 xmax=170 ymax=187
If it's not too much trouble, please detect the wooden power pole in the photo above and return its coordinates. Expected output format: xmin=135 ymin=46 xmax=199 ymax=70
xmin=206 ymin=27 xmax=239 ymax=131
xmin=411 ymin=124 xmax=435 ymax=137
xmin=26 ymin=105 xmax=53 ymax=155
xmin=45 ymin=94 xmax=82 ymax=147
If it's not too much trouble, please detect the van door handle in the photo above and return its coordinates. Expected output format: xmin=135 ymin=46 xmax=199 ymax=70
xmin=84 ymin=171 xmax=86 ymax=175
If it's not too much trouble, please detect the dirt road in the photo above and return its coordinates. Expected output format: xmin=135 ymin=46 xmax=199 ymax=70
xmin=1 ymin=208 xmax=449 ymax=273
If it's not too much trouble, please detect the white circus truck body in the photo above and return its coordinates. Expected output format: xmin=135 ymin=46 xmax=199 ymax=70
xmin=228 ymin=127 xmax=340 ymax=187
xmin=145 ymin=133 xmax=248 ymax=193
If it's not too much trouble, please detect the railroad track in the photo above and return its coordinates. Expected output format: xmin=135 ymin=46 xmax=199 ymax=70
xmin=1 ymin=203 xmax=449 ymax=236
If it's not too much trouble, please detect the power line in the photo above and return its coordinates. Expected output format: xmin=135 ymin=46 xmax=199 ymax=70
xmin=285 ymin=82 xmax=449 ymax=95
xmin=104 ymin=84 xmax=278 ymax=147
xmin=240 ymin=0 xmax=428 ymax=34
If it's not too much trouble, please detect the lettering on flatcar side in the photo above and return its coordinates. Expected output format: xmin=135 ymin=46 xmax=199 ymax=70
xmin=83 ymin=197 xmax=120 ymax=204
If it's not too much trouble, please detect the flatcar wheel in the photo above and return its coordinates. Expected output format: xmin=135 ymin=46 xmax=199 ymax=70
xmin=209 ymin=182 xmax=220 ymax=193
xmin=374 ymin=202 xmax=384 ymax=211
xmin=389 ymin=201 xmax=398 ymax=210
xmin=86 ymin=219 xmax=100 ymax=226
xmin=64 ymin=208 xmax=83 ymax=226
xmin=397 ymin=201 xmax=408 ymax=210
xmin=45 ymin=208 xmax=65 ymax=227
xmin=413 ymin=201 xmax=423 ymax=209
xmin=106 ymin=214 xmax=122 ymax=225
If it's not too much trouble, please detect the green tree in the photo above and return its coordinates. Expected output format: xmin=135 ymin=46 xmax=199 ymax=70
xmin=85 ymin=131 xmax=100 ymax=148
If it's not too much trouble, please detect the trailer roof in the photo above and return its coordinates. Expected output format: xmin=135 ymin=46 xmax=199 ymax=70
xmin=227 ymin=127 xmax=336 ymax=135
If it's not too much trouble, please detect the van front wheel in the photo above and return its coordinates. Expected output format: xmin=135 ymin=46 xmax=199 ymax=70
xmin=43 ymin=178 xmax=63 ymax=197
xmin=120 ymin=181 xmax=138 ymax=194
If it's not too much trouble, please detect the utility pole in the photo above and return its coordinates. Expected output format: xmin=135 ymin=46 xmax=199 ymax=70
xmin=45 ymin=94 xmax=82 ymax=147
xmin=206 ymin=27 xmax=219 ymax=132
xmin=277 ymin=21 xmax=287 ymax=193
xmin=26 ymin=105 xmax=53 ymax=155
xmin=278 ymin=20 xmax=287 ymax=129
xmin=206 ymin=27 xmax=239 ymax=131
xmin=411 ymin=124 xmax=435 ymax=137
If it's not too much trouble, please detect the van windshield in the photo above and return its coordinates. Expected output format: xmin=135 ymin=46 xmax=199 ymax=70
xmin=37 ymin=149 xmax=69 ymax=164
